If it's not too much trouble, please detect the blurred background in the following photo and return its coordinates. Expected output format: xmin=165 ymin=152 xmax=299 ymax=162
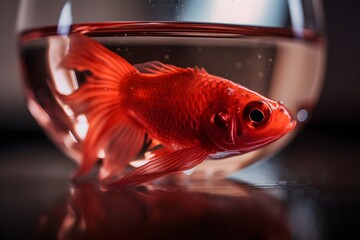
xmin=0 ymin=1 xmax=359 ymax=240
xmin=0 ymin=0 xmax=359 ymax=133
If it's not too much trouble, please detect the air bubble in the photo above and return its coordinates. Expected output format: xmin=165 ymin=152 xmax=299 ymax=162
xmin=164 ymin=54 xmax=170 ymax=60
xmin=257 ymin=54 xmax=262 ymax=59
xmin=226 ymin=87 xmax=235 ymax=96
xmin=258 ymin=72 xmax=264 ymax=78
xmin=235 ymin=61 xmax=242 ymax=68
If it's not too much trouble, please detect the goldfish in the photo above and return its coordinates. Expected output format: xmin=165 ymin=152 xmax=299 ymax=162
xmin=54 ymin=34 xmax=296 ymax=188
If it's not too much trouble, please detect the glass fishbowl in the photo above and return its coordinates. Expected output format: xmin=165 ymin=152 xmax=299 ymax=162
xmin=17 ymin=0 xmax=326 ymax=184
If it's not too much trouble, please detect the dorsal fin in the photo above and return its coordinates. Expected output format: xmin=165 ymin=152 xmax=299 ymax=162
xmin=63 ymin=34 xmax=137 ymax=79
xmin=134 ymin=61 xmax=201 ymax=76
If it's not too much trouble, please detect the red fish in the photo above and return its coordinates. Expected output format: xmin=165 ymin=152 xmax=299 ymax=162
xmin=55 ymin=34 xmax=296 ymax=188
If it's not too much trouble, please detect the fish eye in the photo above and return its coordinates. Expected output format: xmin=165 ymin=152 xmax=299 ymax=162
xmin=249 ymin=109 xmax=264 ymax=123
xmin=243 ymin=101 xmax=271 ymax=128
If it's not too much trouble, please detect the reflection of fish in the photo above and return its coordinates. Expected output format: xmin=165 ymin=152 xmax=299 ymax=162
xmin=55 ymin=34 xmax=296 ymax=188
xmin=34 ymin=182 xmax=290 ymax=240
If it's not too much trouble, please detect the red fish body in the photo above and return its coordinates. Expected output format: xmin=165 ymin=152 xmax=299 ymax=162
xmin=125 ymin=66 xmax=237 ymax=149
xmin=54 ymin=34 xmax=296 ymax=188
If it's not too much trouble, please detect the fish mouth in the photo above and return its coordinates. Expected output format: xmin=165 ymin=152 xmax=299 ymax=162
xmin=277 ymin=119 xmax=297 ymax=138
xmin=257 ymin=120 xmax=297 ymax=147
xmin=284 ymin=120 xmax=297 ymax=133
xmin=260 ymin=120 xmax=297 ymax=145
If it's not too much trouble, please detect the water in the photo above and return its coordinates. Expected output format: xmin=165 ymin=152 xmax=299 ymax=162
xmin=19 ymin=22 xmax=326 ymax=178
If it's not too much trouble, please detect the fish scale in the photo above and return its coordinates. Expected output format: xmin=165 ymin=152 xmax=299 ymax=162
xmin=125 ymin=71 xmax=231 ymax=149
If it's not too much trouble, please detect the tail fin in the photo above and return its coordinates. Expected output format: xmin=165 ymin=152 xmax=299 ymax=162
xmin=53 ymin=34 xmax=142 ymax=179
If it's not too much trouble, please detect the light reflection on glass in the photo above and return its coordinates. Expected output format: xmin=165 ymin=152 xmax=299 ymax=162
xmin=183 ymin=167 xmax=195 ymax=176
xmin=57 ymin=1 xmax=72 ymax=36
xmin=297 ymin=109 xmax=308 ymax=122
xmin=74 ymin=114 xmax=88 ymax=140
xmin=288 ymin=0 xmax=305 ymax=38
xmin=183 ymin=0 xmax=288 ymax=27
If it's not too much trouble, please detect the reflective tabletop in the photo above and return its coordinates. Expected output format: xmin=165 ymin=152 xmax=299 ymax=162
xmin=0 ymin=125 xmax=359 ymax=240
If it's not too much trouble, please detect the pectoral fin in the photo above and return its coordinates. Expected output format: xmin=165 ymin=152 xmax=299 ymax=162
xmin=106 ymin=146 xmax=209 ymax=189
